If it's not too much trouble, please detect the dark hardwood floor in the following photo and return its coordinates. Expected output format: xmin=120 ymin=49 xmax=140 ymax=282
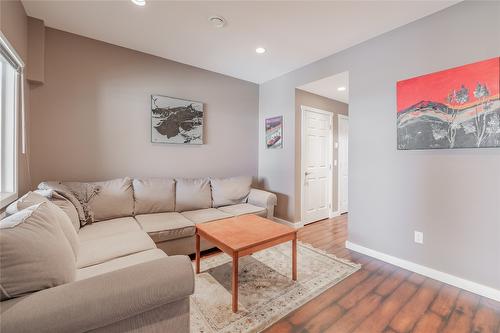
xmin=263 ymin=214 xmax=500 ymax=333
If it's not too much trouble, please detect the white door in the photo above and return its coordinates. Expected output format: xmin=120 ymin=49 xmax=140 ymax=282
xmin=302 ymin=107 xmax=332 ymax=224
xmin=338 ymin=115 xmax=348 ymax=214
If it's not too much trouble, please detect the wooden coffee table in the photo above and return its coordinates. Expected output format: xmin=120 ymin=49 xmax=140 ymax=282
xmin=195 ymin=214 xmax=298 ymax=312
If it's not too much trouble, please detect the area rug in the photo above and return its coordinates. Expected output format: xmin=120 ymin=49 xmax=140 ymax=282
xmin=190 ymin=242 xmax=361 ymax=333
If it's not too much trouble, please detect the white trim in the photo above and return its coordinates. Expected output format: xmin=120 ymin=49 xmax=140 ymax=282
xmin=337 ymin=114 xmax=348 ymax=214
xmin=272 ymin=217 xmax=303 ymax=229
xmin=346 ymin=241 xmax=500 ymax=302
xmin=20 ymin=70 xmax=26 ymax=154
xmin=329 ymin=210 xmax=340 ymax=218
xmin=0 ymin=32 xmax=25 ymax=68
xmin=0 ymin=31 xmax=28 ymax=155
xmin=300 ymin=105 xmax=334 ymax=225
xmin=0 ymin=32 xmax=23 ymax=205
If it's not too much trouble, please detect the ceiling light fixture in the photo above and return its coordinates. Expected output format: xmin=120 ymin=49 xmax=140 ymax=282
xmin=255 ymin=47 xmax=266 ymax=54
xmin=209 ymin=16 xmax=226 ymax=28
xmin=131 ymin=0 xmax=146 ymax=6
xmin=337 ymin=86 xmax=346 ymax=91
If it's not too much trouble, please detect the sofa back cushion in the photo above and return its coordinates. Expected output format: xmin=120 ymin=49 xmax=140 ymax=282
xmin=133 ymin=178 xmax=175 ymax=214
xmin=0 ymin=203 xmax=76 ymax=300
xmin=87 ymin=178 xmax=134 ymax=222
xmin=175 ymin=178 xmax=211 ymax=212
xmin=5 ymin=192 xmax=80 ymax=258
xmin=211 ymin=176 xmax=252 ymax=207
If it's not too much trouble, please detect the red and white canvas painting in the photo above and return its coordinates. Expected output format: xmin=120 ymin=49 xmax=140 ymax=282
xmin=397 ymin=57 xmax=500 ymax=149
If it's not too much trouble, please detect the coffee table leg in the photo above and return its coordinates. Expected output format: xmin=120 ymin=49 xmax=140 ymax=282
xmin=232 ymin=253 xmax=239 ymax=312
xmin=292 ymin=235 xmax=297 ymax=281
xmin=195 ymin=233 xmax=200 ymax=274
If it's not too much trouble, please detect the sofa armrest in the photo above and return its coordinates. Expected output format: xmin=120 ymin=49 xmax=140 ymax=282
xmin=247 ymin=188 xmax=277 ymax=218
xmin=0 ymin=255 xmax=194 ymax=333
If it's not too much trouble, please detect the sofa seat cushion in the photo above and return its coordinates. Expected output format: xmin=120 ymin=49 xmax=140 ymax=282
xmin=135 ymin=213 xmax=195 ymax=243
xmin=76 ymin=249 xmax=166 ymax=281
xmin=181 ymin=208 xmax=232 ymax=224
xmin=78 ymin=217 xmax=141 ymax=242
xmin=217 ymin=203 xmax=267 ymax=217
xmin=77 ymin=231 xmax=156 ymax=268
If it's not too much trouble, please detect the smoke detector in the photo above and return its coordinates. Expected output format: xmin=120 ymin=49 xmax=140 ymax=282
xmin=209 ymin=16 xmax=226 ymax=28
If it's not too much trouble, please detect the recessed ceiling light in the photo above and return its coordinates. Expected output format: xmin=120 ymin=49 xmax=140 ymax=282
xmin=337 ymin=86 xmax=346 ymax=91
xmin=256 ymin=47 xmax=266 ymax=54
xmin=131 ymin=0 xmax=146 ymax=6
xmin=209 ymin=16 xmax=226 ymax=28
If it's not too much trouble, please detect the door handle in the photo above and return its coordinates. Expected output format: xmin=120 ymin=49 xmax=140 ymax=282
xmin=305 ymin=171 xmax=311 ymax=175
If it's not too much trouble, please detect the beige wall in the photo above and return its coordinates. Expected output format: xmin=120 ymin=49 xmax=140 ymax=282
xmin=0 ymin=0 xmax=31 ymax=195
xmin=294 ymin=89 xmax=348 ymax=220
xmin=29 ymin=28 xmax=259 ymax=185
xmin=27 ymin=17 xmax=44 ymax=83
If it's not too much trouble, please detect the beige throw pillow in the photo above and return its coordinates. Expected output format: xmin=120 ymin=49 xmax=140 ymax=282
xmin=211 ymin=176 xmax=252 ymax=207
xmin=0 ymin=203 xmax=76 ymax=300
xmin=6 ymin=192 xmax=79 ymax=258
xmin=175 ymin=178 xmax=212 ymax=212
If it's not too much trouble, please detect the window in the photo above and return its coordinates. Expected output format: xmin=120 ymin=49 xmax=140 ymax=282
xmin=0 ymin=33 xmax=24 ymax=208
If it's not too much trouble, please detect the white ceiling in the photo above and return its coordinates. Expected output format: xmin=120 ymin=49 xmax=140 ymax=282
xmin=22 ymin=1 xmax=458 ymax=84
xmin=298 ymin=71 xmax=349 ymax=104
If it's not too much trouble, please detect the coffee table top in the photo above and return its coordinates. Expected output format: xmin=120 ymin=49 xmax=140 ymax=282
xmin=196 ymin=214 xmax=296 ymax=252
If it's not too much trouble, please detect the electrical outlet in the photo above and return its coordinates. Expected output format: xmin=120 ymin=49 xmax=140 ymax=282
xmin=414 ymin=231 xmax=424 ymax=244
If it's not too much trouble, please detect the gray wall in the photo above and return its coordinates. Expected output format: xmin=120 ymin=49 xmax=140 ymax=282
xmin=29 ymin=28 xmax=259 ymax=185
xmin=259 ymin=2 xmax=500 ymax=290
xmin=295 ymin=89 xmax=348 ymax=217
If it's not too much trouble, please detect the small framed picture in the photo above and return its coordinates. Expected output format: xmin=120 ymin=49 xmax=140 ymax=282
xmin=265 ymin=116 xmax=283 ymax=149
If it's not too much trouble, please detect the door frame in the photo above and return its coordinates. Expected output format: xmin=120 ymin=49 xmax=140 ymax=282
xmin=300 ymin=105 xmax=334 ymax=225
xmin=337 ymin=114 xmax=349 ymax=214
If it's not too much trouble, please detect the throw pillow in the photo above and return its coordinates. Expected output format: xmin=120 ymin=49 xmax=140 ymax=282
xmin=0 ymin=203 xmax=76 ymax=300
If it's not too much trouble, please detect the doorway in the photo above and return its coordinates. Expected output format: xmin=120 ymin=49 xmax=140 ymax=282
xmin=296 ymin=71 xmax=349 ymax=224
xmin=300 ymin=106 xmax=333 ymax=224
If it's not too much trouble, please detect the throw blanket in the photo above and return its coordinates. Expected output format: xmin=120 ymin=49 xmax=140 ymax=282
xmin=38 ymin=181 xmax=102 ymax=226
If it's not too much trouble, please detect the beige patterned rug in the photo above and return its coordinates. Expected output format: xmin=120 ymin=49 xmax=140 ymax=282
xmin=190 ymin=242 xmax=361 ymax=333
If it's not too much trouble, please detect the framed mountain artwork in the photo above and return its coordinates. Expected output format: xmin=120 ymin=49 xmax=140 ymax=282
xmin=151 ymin=95 xmax=203 ymax=144
xmin=397 ymin=57 xmax=500 ymax=150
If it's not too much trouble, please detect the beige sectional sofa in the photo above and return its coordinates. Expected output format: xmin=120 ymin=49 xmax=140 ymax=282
xmin=0 ymin=176 xmax=277 ymax=333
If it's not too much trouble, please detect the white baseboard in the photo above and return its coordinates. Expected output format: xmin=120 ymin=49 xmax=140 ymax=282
xmin=329 ymin=210 xmax=340 ymax=218
xmin=346 ymin=241 xmax=500 ymax=302
xmin=272 ymin=217 xmax=303 ymax=229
